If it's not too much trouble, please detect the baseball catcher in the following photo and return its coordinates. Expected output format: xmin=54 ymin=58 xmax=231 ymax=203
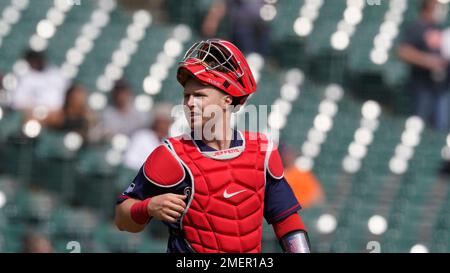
xmin=115 ymin=39 xmax=310 ymax=253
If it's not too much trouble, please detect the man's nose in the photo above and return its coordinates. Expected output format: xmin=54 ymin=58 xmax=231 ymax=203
xmin=186 ymin=95 xmax=195 ymax=108
xmin=186 ymin=95 xmax=194 ymax=108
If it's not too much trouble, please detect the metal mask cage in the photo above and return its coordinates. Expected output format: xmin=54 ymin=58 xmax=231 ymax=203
xmin=180 ymin=40 xmax=244 ymax=79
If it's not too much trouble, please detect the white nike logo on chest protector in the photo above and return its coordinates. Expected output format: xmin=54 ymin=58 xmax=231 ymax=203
xmin=223 ymin=189 xmax=247 ymax=199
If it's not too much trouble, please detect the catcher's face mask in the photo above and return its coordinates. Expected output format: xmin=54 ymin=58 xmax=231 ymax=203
xmin=177 ymin=39 xmax=257 ymax=99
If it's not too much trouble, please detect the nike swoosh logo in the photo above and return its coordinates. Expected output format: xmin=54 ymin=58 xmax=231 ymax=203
xmin=223 ymin=189 xmax=247 ymax=199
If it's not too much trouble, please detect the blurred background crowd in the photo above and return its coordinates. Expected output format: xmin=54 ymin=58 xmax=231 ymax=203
xmin=0 ymin=0 xmax=449 ymax=253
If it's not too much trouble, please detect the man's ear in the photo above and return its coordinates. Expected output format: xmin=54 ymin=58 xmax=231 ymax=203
xmin=223 ymin=95 xmax=233 ymax=109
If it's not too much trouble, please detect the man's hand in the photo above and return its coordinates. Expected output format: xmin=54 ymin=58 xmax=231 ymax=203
xmin=397 ymin=44 xmax=448 ymax=70
xmin=147 ymin=194 xmax=187 ymax=223
xmin=424 ymin=54 xmax=447 ymax=71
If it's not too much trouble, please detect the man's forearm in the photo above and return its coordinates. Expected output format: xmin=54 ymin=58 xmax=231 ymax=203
xmin=397 ymin=44 xmax=444 ymax=70
xmin=115 ymin=198 xmax=148 ymax=233
xmin=272 ymin=213 xmax=311 ymax=253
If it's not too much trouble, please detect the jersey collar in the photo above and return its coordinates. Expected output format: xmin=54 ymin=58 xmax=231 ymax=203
xmin=190 ymin=129 xmax=245 ymax=160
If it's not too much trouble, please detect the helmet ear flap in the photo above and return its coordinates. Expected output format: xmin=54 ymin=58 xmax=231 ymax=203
xmin=230 ymin=95 xmax=250 ymax=113
xmin=238 ymin=95 xmax=250 ymax=106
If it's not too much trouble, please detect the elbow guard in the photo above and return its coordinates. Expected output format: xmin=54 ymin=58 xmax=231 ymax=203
xmin=280 ymin=230 xmax=311 ymax=253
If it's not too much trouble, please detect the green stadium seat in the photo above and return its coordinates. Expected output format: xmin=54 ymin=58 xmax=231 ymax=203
xmin=0 ymin=0 xmax=54 ymax=71
xmin=76 ymin=8 xmax=130 ymax=91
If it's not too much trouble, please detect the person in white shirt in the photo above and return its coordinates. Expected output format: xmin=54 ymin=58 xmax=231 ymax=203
xmin=11 ymin=50 xmax=69 ymax=114
xmin=425 ymin=27 xmax=450 ymax=60
xmin=122 ymin=103 xmax=174 ymax=170
xmin=102 ymin=80 xmax=149 ymax=138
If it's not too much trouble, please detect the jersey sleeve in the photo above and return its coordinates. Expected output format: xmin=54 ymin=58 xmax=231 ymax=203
xmin=264 ymin=173 xmax=302 ymax=224
xmin=116 ymin=143 xmax=192 ymax=205
xmin=116 ymin=166 xmax=155 ymax=204
xmin=401 ymin=22 xmax=427 ymax=50
xmin=116 ymin=166 xmax=191 ymax=205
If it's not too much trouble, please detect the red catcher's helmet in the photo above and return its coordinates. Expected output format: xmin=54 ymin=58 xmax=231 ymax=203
xmin=177 ymin=39 xmax=257 ymax=100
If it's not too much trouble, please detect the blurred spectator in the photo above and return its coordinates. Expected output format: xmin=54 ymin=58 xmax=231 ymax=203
xmin=438 ymin=28 xmax=450 ymax=60
xmin=101 ymin=80 xmax=149 ymax=138
xmin=202 ymin=0 xmax=270 ymax=56
xmin=279 ymin=144 xmax=325 ymax=209
xmin=45 ymin=84 xmax=97 ymax=141
xmin=22 ymin=230 xmax=53 ymax=253
xmin=397 ymin=0 xmax=450 ymax=132
xmin=425 ymin=27 xmax=450 ymax=87
xmin=123 ymin=103 xmax=174 ymax=170
xmin=11 ymin=50 xmax=69 ymax=115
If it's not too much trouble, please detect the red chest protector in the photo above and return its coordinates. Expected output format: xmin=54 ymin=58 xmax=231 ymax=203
xmin=143 ymin=131 xmax=284 ymax=253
